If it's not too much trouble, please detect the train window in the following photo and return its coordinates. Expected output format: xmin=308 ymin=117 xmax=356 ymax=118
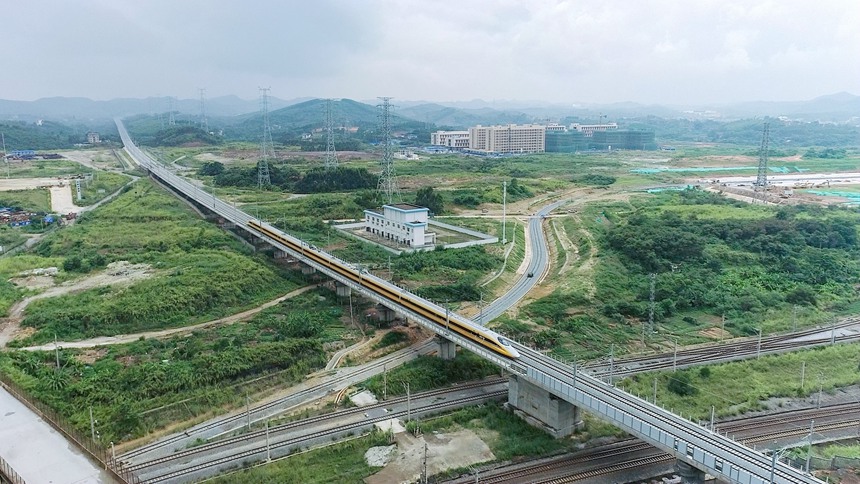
xmin=498 ymin=337 xmax=511 ymax=346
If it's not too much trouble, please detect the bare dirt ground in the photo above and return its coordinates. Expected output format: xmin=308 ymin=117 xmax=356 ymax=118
xmin=0 ymin=178 xmax=65 ymax=191
xmin=60 ymin=149 xmax=124 ymax=172
xmin=365 ymin=430 xmax=494 ymax=484
xmin=49 ymin=184 xmax=80 ymax=214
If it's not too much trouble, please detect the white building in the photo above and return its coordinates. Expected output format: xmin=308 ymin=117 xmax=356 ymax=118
xmin=364 ymin=203 xmax=436 ymax=247
xmin=545 ymin=123 xmax=567 ymax=133
xmin=430 ymin=130 xmax=470 ymax=149
xmin=86 ymin=132 xmax=100 ymax=144
xmin=468 ymin=124 xmax=545 ymax=153
xmin=569 ymin=123 xmax=618 ymax=137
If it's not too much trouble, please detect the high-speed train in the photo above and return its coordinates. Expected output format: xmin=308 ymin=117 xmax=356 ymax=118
xmin=247 ymin=220 xmax=520 ymax=359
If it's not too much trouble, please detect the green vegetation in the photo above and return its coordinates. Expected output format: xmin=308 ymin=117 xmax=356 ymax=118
xmin=417 ymin=403 xmax=566 ymax=461
xmin=619 ymin=343 xmax=860 ymax=420
xmin=12 ymin=179 xmax=302 ymax=344
xmin=373 ymin=330 xmax=408 ymax=349
xmin=76 ymin=172 xmax=132 ymax=206
xmin=0 ymin=190 xmax=52 ymax=213
xmin=515 ymin=189 xmax=860 ymax=360
xmin=211 ymin=164 xmax=377 ymax=194
xmin=363 ymin=352 xmax=500 ymax=397
xmin=0 ymin=120 xmax=94 ymax=150
xmin=207 ymin=431 xmax=391 ymax=484
xmin=0 ymin=287 xmax=364 ymax=442
xmin=0 ymin=336 xmax=324 ymax=443
xmin=392 ymin=246 xmax=501 ymax=302
xmin=414 ymin=186 xmax=444 ymax=214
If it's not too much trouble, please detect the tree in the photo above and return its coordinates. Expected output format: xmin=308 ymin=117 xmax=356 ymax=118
xmin=198 ymin=161 xmax=224 ymax=176
xmin=667 ymin=372 xmax=696 ymax=396
xmin=415 ymin=187 xmax=444 ymax=214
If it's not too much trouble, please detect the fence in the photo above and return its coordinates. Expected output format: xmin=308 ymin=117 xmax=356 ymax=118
xmin=0 ymin=374 xmax=141 ymax=484
xmin=788 ymin=455 xmax=860 ymax=472
xmin=0 ymin=455 xmax=25 ymax=484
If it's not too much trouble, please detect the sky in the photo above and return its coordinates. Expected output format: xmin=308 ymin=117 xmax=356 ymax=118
xmin=4 ymin=0 xmax=859 ymax=105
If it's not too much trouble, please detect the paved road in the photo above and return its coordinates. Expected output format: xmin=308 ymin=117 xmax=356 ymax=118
xmin=0 ymin=387 xmax=114 ymax=483
xmin=475 ymin=198 xmax=570 ymax=324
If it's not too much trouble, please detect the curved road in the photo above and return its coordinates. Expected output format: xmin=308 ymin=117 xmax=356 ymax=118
xmin=475 ymin=198 xmax=569 ymax=324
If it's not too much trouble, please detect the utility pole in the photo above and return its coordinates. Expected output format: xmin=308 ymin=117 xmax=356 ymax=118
xmin=792 ymin=305 xmax=798 ymax=333
xmin=265 ymin=420 xmax=271 ymax=461
xmin=817 ymin=377 xmax=822 ymax=409
xmin=710 ymin=405 xmax=715 ymax=431
xmin=673 ymin=338 xmax=678 ymax=372
xmin=502 ymin=181 xmax=507 ymax=244
xmin=89 ymin=406 xmax=96 ymax=441
xmin=608 ymin=344 xmax=614 ymax=385
xmin=246 ymin=393 xmax=251 ymax=430
xmin=806 ymin=420 xmax=815 ymax=472
xmin=757 ymin=328 xmax=762 ymax=359
xmin=383 ymin=365 xmax=387 ymax=401
xmin=403 ymin=382 xmax=411 ymax=423
xmin=653 ymin=378 xmax=658 ymax=404
xmin=422 ymin=442 xmax=428 ymax=484
xmin=801 ymin=361 xmax=806 ymax=390
xmin=479 ymin=291 xmax=484 ymax=324
xmin=54 ymin=334 xmax=60 ymax=369
xmin=648 ymin=273 xmax=655 ymax=334
xmin=1 ymin=132 xmax=7 ymax=179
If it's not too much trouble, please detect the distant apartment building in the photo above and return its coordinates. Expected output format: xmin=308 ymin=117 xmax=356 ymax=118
xmin=430 ymin=130 xmax=470 ymax=149
xmin=544 ymin=123 xmax=567 ymax=133
xmin=86 ymin=132 xmax=100 ymax=144
xmin=468 ymin=124 xmax=546 ymax=154
xmin=569 ymin=123 xmax=618 ymax=137
xmin=364 ymin=203 xmax=436 ymax=248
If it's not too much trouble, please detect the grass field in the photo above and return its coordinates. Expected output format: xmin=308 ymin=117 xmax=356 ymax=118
xmin=618 ymin=342 xmax=860 ymax=421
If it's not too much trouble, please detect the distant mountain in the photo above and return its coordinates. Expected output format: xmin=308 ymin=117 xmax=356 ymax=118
xmin=701 ymin=92 xmax=860 ymax=121
xmin=223 ymin=98 xmax=427 ymax=142
xmin=0 ymin=95 xmax=305 ymax=123
xmin=397 ymin=103 xmax=533 ymax=128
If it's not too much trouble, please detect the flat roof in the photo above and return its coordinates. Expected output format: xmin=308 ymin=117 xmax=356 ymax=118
xmin=385 ymin=203 xmax=427 ymax=211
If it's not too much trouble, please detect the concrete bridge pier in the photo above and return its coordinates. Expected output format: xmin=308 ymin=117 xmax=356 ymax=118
xmin=675 ymin=460 xmax=706 ymax=484
xmin=301 ymin=264 xmax=317 ymax=276
xmin=273 ymin=249 xmax=290 ymax=259
xmin=435 ymin=336 xmax=457 ymax=360
xmin=335 ymin=282 xmax=352 ymax=298
xmin=507 ymin=375 xmax=582 ymax=438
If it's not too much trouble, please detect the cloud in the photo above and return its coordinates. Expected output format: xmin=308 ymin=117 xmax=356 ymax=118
xmin=1 ymin=0 xmax=858 ymax=104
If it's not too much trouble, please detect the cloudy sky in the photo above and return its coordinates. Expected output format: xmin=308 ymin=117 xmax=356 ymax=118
xmin=5 ymin=0 xmax=859 ymax=105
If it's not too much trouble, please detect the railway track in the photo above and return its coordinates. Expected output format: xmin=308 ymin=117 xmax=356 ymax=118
xmin=121 ymin=338 xmax=436 ymax=462
xmin=128 ymin=378 xmax=505 ymax=472
xmin=447 ymin=393 xmax=860 ymax=483
xmin=139 ymin=389 xmax=507 ymax=483
xmin=589 ymin=317 xmax=860 ymax=378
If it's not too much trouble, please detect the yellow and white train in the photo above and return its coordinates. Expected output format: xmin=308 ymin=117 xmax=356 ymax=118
xmin=248 ymin=220 xmax=520 ymax=359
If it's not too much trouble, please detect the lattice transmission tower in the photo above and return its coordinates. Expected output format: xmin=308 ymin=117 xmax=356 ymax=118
xmin=323 ymin=99 xmax=338 ymax=170
xmin=198 ymin=88 xmax=208 ymax=132
xmin=258 ymin=87 xmax=274 ymax=189
xmin=376 ymin=97 xmax=400 ymax=204
xmin=167 ymin=96 xmax=176 ymax=126
xmin=754 ymin=122 xmax=770 ymax=202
